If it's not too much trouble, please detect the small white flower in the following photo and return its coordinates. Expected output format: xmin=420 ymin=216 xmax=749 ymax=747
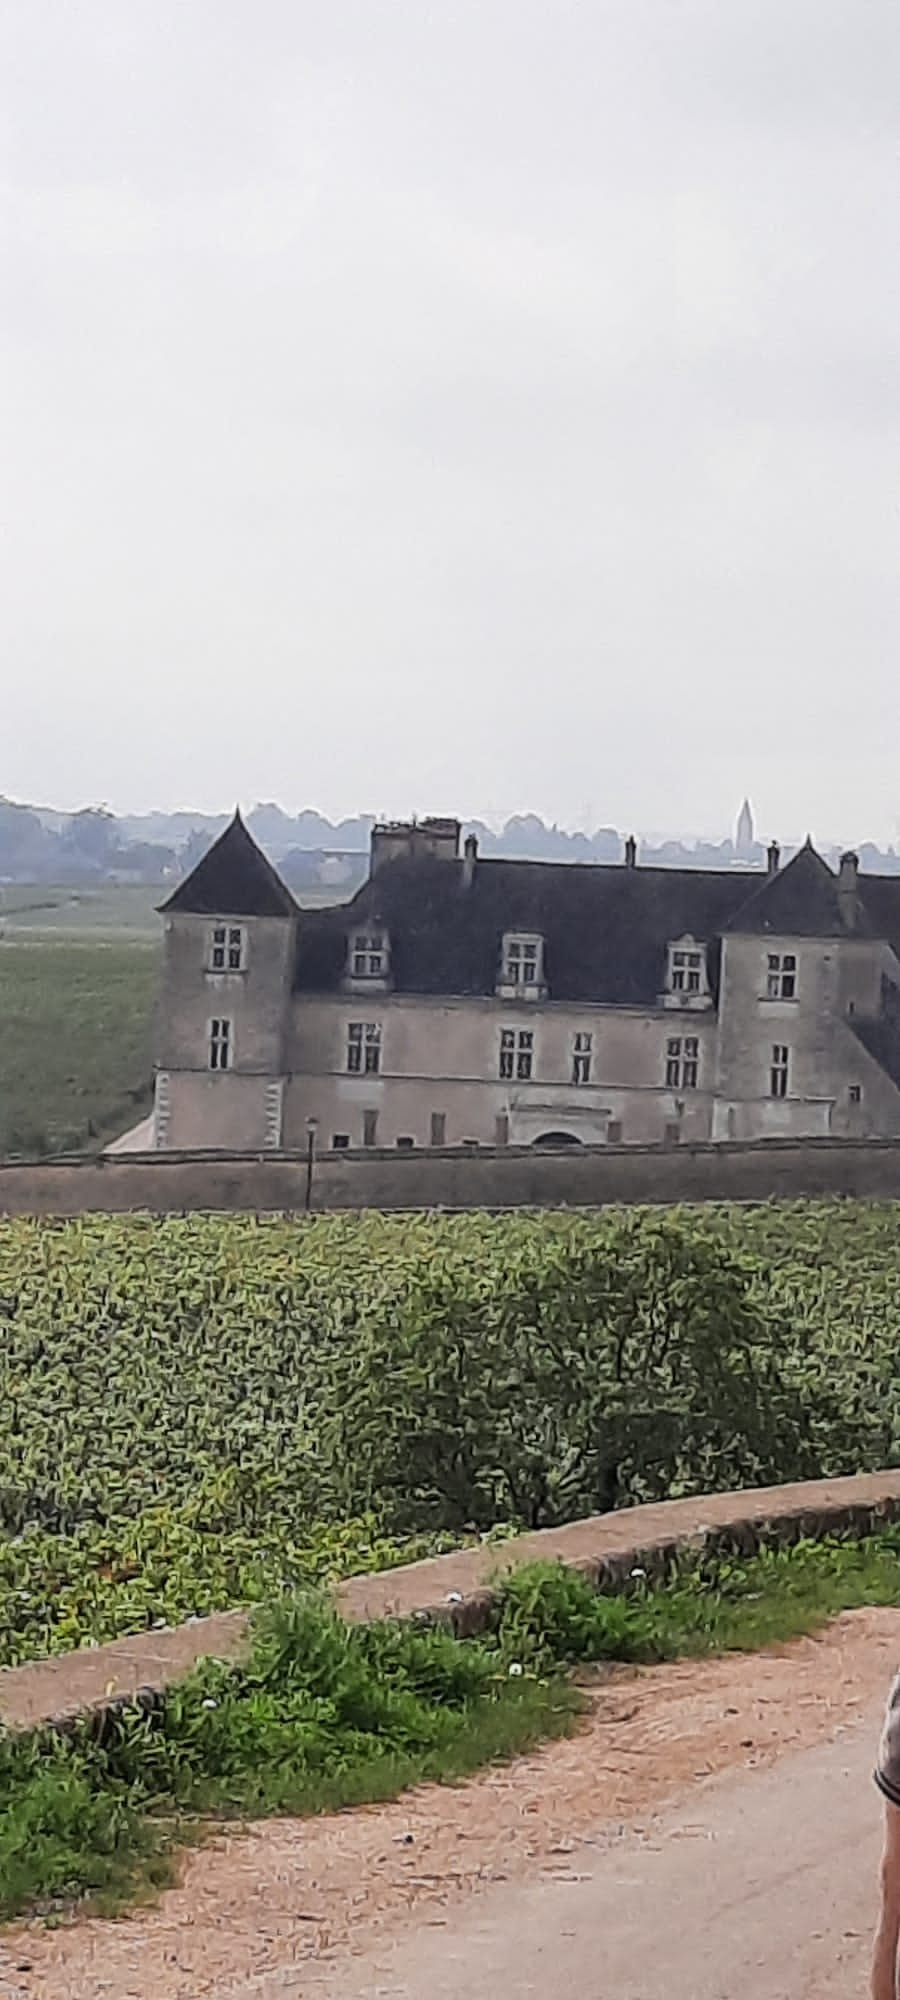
xmin=446 ymin=1591 xmax=463 ymax=1605
xmin=508 ymin=1661 xmax=524 ymax=1677
xmin=202 ymin=1698 xmax=218 ymax=1710
xmin=630 ymin=1566 xmax=647 ymax=1580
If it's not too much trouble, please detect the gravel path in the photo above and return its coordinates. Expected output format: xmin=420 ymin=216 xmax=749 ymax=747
xmin=2 ymin=1605 xmax=897 ymax=2000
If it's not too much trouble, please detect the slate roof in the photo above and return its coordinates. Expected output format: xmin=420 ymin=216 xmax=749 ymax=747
xmin=850 ymin=1016 xmax=900 ymax=1092
xmin=724 ymin=839 xmax=873 ymax=938
xmin=158 ymin=814 xmax=900 ymax=1008
xmin=159 ymin=811 xmax=298 ymax=919
xmin=856 ymin=877 xmax=900 ymax=956
xmin=293 ymin=855 xmax=763 ymax=1006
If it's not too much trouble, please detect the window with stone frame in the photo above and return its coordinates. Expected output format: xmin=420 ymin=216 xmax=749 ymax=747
xmin=349 ymin=930 xmax=389 ymax=979
xmin=665 ymin=1035 xmax=699 ymax=1089
xmin=770 ymin=1044 xmax=790 ymax=1097
xmin=500 ymin=933 xmax=544 ymax=989
xmin=347 ymin=1021 xmax=382 ymax=1074
xmin=667 ymin=939 xmax=707 ymax=995
xmin=499 ymin=1026 xmax=534 ymax=1081
xmin=209 ymin=1018 xmax=232 ymax=1071
xmin=210 ymin=925 xmax=246 ymax=972
xmin=766 ymin=951 xmax=797 ymax=1000
xmin=572 ymin=1031 xmax=592 ymax=1084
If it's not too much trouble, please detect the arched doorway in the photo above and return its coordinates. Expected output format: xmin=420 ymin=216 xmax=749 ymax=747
xmin=532 ymin=1130 xmax=582 ymax=1148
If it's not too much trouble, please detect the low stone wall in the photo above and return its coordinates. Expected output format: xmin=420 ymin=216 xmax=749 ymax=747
xmin=3 ymin=1471 xmax=900 ymax=1733
xmin=6 ymin=1135 xmax=900 ymax=1215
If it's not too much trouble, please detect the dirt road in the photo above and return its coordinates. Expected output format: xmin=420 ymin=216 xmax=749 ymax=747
xmin=290 ymin=1724 xmax=880 ymax=2000
xmin=4 ymin=1608 xmax=898 ymax=2000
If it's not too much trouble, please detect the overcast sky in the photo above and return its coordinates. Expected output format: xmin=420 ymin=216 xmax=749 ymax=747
xmin=1 ymin=0 xmax=897 ymax=840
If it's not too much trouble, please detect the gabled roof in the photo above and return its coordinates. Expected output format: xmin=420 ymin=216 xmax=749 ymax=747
xmin=294 ymin=855 xmax=762 ymax=1006
xmin=160 ymin=811 xmax=297 ymax=918
xmin=725 ymin=840 xmax=873 ymax=938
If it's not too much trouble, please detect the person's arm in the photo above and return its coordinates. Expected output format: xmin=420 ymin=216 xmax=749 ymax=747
xmin=873 ymin=1800 xmax=900 ymax=2000
xmin=873 ymin=1675 xmax=900 ymax=2000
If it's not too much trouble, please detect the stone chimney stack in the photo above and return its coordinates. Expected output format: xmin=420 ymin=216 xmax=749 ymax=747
xmin=462 ymin=832 xmax=478 ymax=889
xmin=767 ymin=840 xmax=780 ymax=876
xmin=838 ymin=850 xmax=860 ymax=931
xmin=370 ymin=815 xmax=461 ymax=876
xmin=624 ymin=835 xmax=637 ymax=869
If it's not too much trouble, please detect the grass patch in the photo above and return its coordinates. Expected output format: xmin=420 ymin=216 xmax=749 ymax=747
xmin=492 ymin=1529 xmax=900 ymax=1670
xmin=0 ymin=1593 xmax=580 ymax=1921
xmin=4 ymin=1529 xmax=900 ymax=1923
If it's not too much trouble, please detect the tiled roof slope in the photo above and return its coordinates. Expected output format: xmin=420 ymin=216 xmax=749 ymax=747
xmin=159 ymin=811 xmax=298 ymax=919
xmin=294 ymin=856 xmax=762 ymax=1006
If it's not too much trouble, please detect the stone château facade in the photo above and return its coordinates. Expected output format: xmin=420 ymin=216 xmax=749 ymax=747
xmin=153 ymin=812 xmax=900 ymax=1152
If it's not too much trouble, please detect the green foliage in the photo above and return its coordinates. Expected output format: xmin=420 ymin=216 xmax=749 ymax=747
xmin=0 ymin=1507 xmax=474 ymax=1667
xmin=0 ymin=1200 xmax=899 ymax=1666
xmin=322 ymin=1210 xmax=824 ymax=1531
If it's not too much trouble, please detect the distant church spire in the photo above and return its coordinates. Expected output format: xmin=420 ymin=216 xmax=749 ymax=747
xmin=736 ymin=797 xmax=755 ymax=856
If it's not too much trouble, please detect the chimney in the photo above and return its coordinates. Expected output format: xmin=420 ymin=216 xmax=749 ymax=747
xmin=838 ymin=850 xmax=859 ymax=931
xmin=767 ymin=840 xmax=780 ymax=876
xmin=624 ymin=835 xmax=637 ymax=869
xmin=462 ymin=831 xmax=478 ymax=889
xmin=370 ymin=815 xmax=461 ymax=876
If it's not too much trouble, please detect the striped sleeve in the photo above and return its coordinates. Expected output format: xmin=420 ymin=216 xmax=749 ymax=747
xmin=875 ymin=1674 xmax=900 ymax=1807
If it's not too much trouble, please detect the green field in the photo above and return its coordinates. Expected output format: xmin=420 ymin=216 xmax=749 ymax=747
xmin=0 ymin=1201 xmax=898 ymax=1670
xmin=0 ymin=882 xmax=162 ymax=936
xmin=0 ymin=875 xmax=346 ymax=1157
xmin=0 ymin=937 xmax=159 ymax=1154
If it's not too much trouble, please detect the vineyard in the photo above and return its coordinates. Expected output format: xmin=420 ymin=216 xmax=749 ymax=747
xmin=1 ymin=1201 xmax=899 ymax=1671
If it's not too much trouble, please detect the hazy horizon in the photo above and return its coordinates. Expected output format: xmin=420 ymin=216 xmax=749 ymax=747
xmin=3 ymin=2 xmax=898 ymax=835
xmin=9 ymin=788 xmax=895 ymax=857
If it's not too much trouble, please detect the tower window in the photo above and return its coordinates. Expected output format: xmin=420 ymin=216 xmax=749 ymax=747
xmin=209 ymin=1018 xmax=232 ymax=1071
xmin=767 ymin=953 xmax=797 ymax=1000
xmin=210 ymin=925 xmax=246 ymax=972
xmin=770 ymin=1044 xmax=790 ymax=1097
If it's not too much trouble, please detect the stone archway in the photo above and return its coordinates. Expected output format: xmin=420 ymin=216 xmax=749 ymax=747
xmin=531 ymin=1130 xmax=583 ymax=1148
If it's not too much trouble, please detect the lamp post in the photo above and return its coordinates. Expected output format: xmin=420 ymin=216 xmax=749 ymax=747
xmin=304 ymin=1116 xmax=319 ymax=1212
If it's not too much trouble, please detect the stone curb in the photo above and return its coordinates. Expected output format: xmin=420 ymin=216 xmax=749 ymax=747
xmin=3 ymin=1471 xmax=900 ymax=1736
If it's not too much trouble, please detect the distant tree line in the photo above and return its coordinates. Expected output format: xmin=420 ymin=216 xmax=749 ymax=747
xmin=1 ymin=794 xmax=899 ymax=889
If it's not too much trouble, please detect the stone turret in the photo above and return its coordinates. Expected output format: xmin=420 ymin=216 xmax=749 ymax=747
xmin=154 ymin=811 xmax=297 ymax=1149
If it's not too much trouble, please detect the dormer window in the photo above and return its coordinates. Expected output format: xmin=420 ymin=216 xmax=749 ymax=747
xmin=499 ymin=932 xmax=546 ymax=997
xmin=665 ymin=936 xmax=709 ymax=1004
xmin=209 ymin=924 xmax=246 ymax=972
xmin=348 ymin=930 xmax=389 ymax=980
